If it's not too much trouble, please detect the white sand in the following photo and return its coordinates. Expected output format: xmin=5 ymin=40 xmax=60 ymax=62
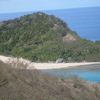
xmin=28 ymin=62 xmax=100 ymax=70
xmin=0 ymin=55 xmax=100 ymax=70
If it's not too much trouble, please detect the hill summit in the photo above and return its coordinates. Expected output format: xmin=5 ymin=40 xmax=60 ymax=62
xmin=0 ymin=12 xmax=100 ymax=62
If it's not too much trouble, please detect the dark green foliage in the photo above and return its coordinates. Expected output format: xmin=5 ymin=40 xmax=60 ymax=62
xmin=0 ymin=12 xmax=100 ymax=62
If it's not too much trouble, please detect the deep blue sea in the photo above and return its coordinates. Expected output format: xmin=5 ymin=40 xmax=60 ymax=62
xmin=0 ymin=7 xmax=100 ymax=41
xmin=41 ymin=64 xmax=100 ymax=83
xmin=45 ymin=7 xmax=100 ymax=41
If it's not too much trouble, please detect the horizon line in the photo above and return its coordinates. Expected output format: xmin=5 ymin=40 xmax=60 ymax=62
xmin=0 ymin=6 xmax=100 ymax=14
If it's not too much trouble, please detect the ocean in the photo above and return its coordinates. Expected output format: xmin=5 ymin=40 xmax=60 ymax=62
xmin=45 ymin=7 xmax=100 ymax=41
xmin=41 ymin=64 xmax=100 ymax=83
xmin=0 ymin=7 xmax=100 ymax=40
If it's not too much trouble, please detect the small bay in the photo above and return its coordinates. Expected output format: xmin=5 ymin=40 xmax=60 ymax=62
xmin=41 ymin=64 xmax=100 ymax=83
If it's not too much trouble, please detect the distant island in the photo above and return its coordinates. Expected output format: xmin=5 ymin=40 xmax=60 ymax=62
xmin=0 ymin=12 xmax=100 ymax=62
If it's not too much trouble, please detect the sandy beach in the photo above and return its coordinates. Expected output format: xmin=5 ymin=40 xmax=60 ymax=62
xmin=28 ymin=62 xmax=100 ymax=70
xmin=0 ymin=55 xmax=100 ymax=70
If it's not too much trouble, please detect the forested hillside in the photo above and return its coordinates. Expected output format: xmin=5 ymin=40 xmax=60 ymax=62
xmin=0 ymin=12 xmax=100 ymax=62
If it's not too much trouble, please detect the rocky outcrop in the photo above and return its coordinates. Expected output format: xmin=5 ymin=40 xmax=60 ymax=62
xmin=63 ymin=33 xmax=77 ymax=42
xmin=0 ymin=55 xmax=31 ymax=68
xmin=56 ymin=58 xmax=64 ymax=63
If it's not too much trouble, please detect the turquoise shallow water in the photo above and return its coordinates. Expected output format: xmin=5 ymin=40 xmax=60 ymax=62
xmin=41 ymin=65 xmax=100 ymax=83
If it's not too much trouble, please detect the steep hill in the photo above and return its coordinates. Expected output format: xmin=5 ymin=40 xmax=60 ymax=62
xmin=0 ymin=12 xmax=100 ymax=62
xmin=0 ymin=61 xmax=100 ymax=100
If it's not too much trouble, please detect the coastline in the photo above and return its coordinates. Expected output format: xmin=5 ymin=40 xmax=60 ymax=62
xmin=29 ymin=62 xmax=100 ymax=70
xmin=0 ymin=55 xmax=100 ymax=70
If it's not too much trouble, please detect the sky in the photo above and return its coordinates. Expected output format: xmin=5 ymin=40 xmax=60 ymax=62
xmin=0 ymin=0 xmax=100 ymax=13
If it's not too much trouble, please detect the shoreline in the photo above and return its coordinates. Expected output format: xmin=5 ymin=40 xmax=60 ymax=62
xmin=0 ymin=55 xmax=100 ymax=70
xmin=29 ymin=62 xmax=100 ymax=70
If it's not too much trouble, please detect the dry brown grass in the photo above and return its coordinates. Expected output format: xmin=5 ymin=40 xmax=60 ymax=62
xmin=0 ymin=61 xmax=100 ymax=100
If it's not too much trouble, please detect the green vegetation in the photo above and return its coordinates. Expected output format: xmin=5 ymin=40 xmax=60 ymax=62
xmin=0 ymin=61 xmax=100 ymax=100
xmin=0 ymin=12 xmax=100 ymax=62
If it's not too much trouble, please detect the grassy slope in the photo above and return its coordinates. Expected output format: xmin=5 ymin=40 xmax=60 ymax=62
xmin=0 ymin=12 xmax=100 ymax=62
xmin=0 ymin=61 xmax=100 ymax=100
